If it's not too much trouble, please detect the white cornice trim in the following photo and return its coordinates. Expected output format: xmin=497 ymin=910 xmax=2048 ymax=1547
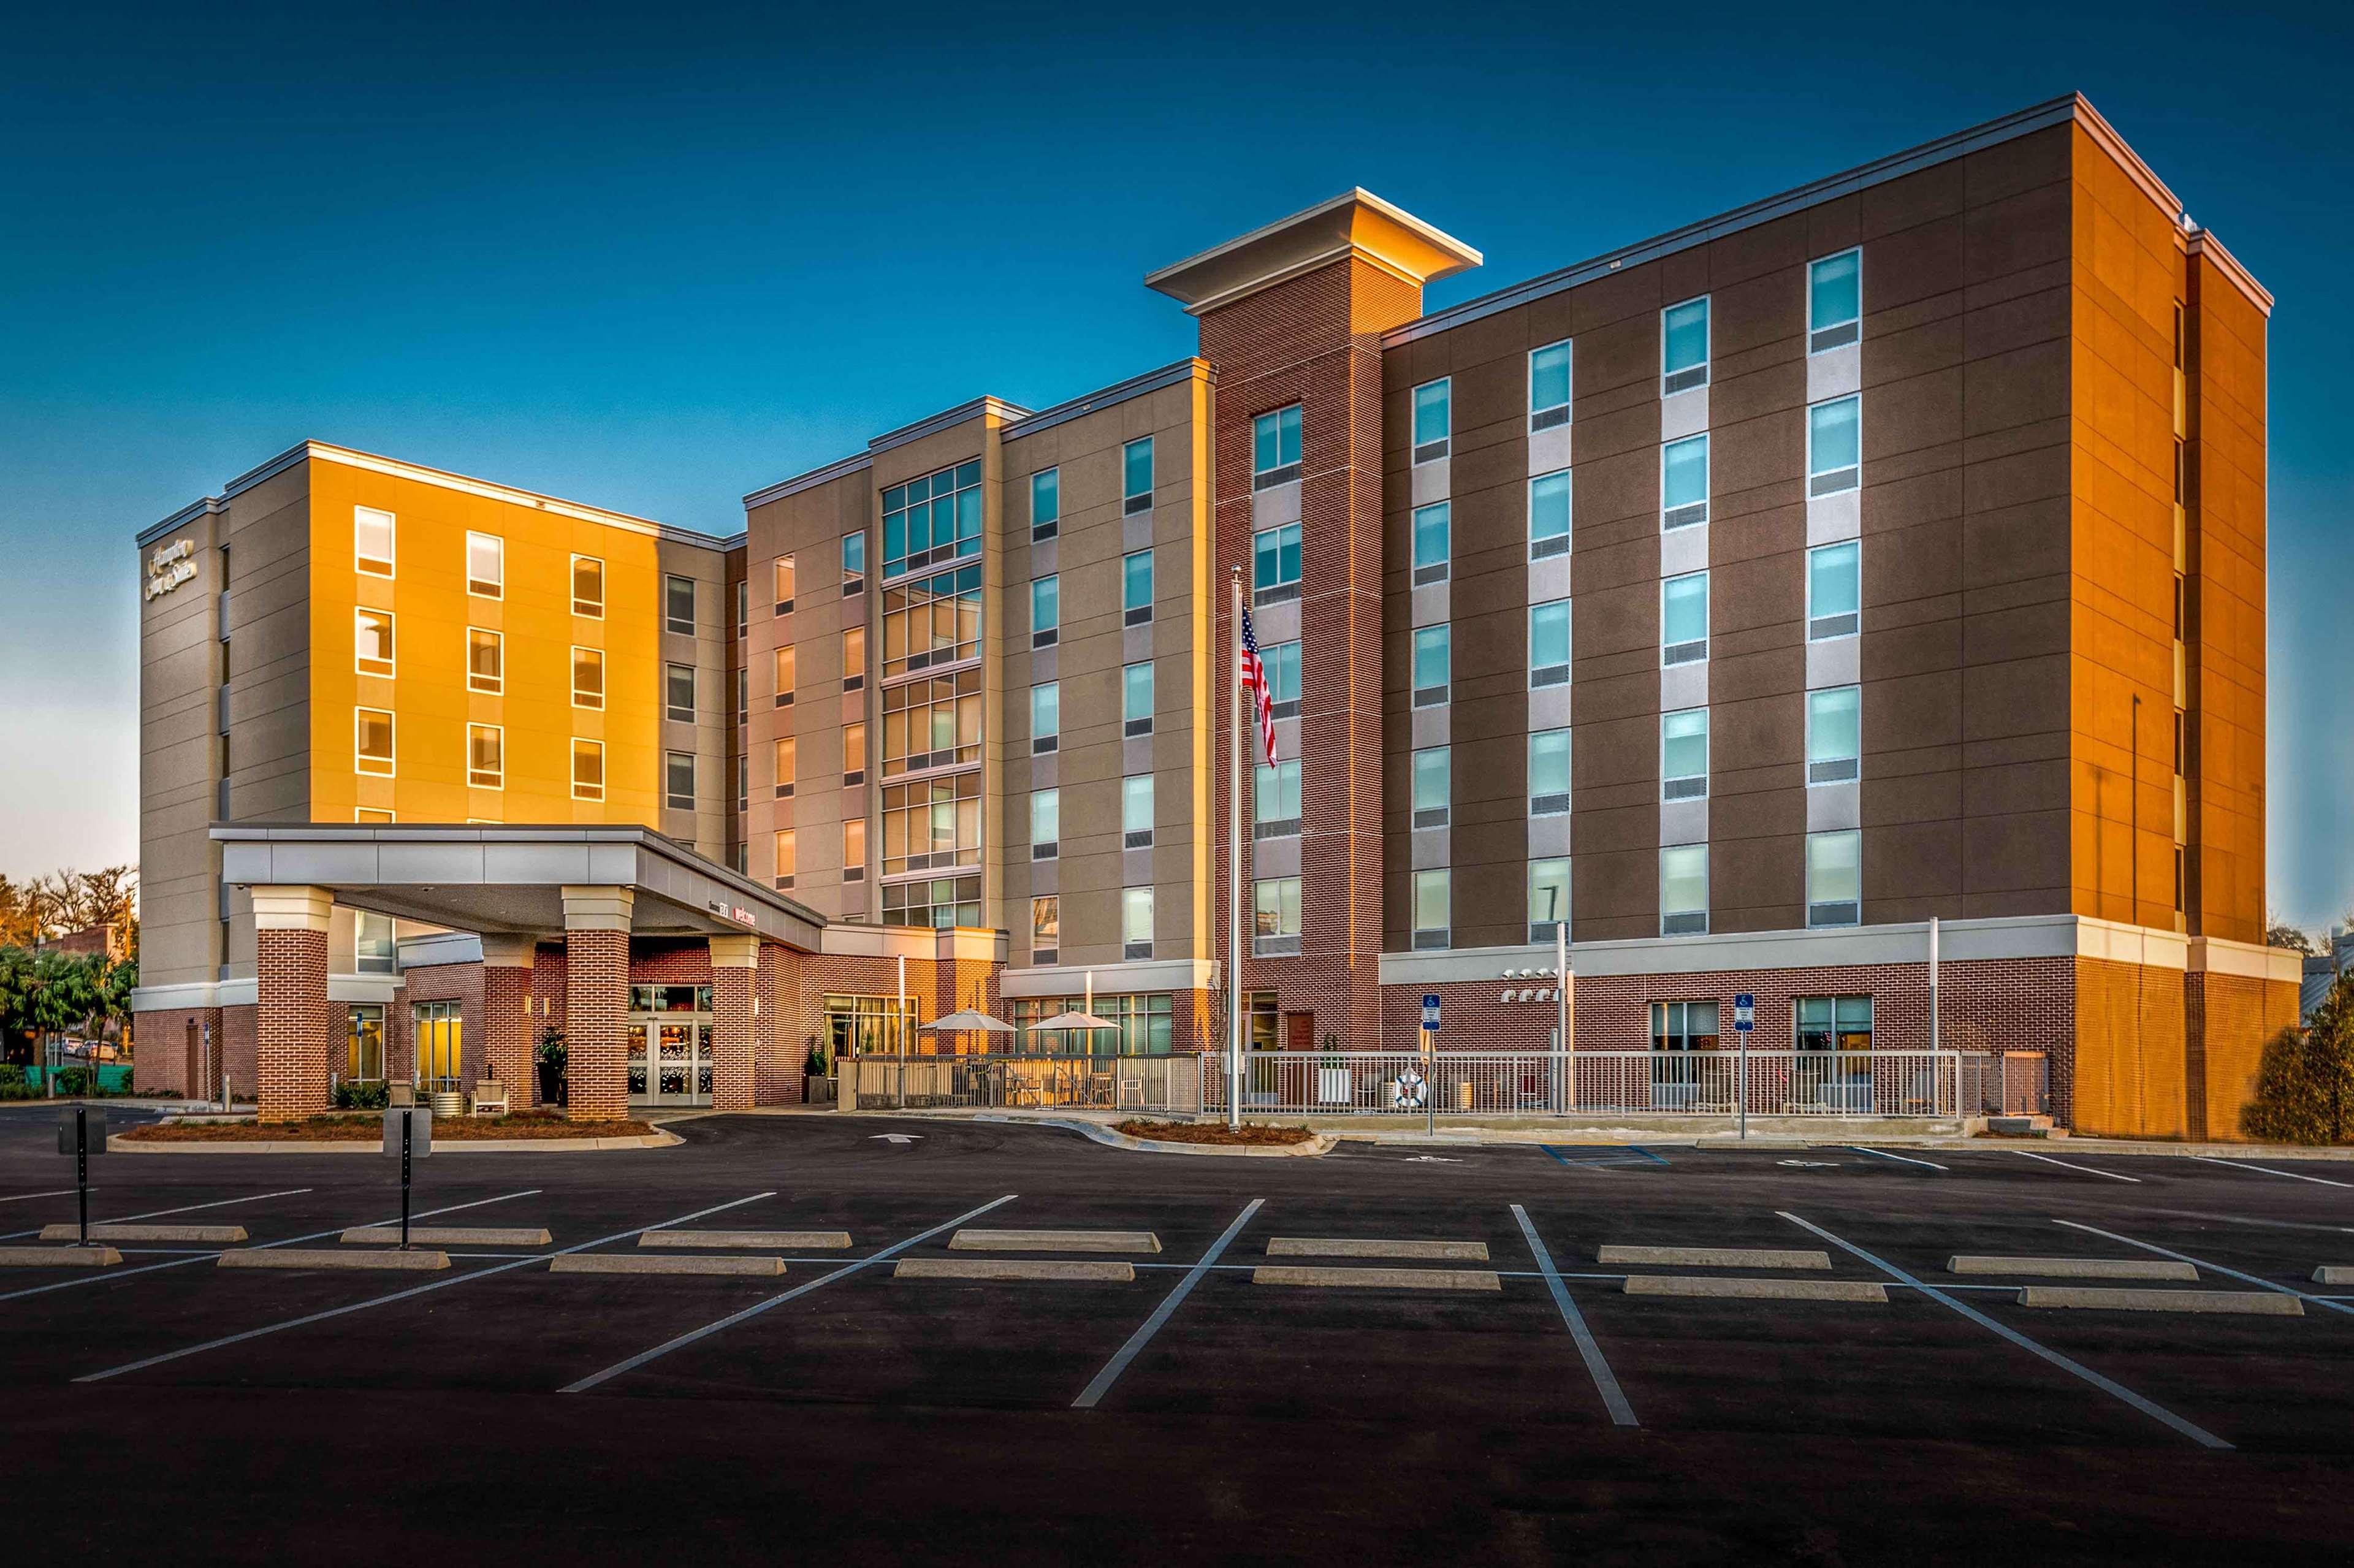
xmin=2187 ymin=230 xmax=2275 ymax=317
xmin=1001 ymin=957 xmax=1217 ymax=999
xmin=744 ymin=452 xmax=874 ymax=512
xmin=2190 ymin=935 xmax=2303 ymax=984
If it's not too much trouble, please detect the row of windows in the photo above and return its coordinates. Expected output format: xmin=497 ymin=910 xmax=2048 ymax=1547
xmin=351 ymin=709 xmax=612 ymax=801
xmin=1654 ymin=994 xmax=1875 ymax=1054
xmin=346 ymin=509 xmax=729 ymax=633
xmin=1027 ymin=549 xmax=1156 ymax=646
xmin=1024 ymin=887 xmax=1157 ymax=961
xmin=1028 ymin=774 xmax=1162 ymax=860
xmin=1024 ymin=438 xmax=1156 ymax=543
xmin=1022 ymin=659 xmax=1165 ymax=752
xmin=769 ymin=818 xmax=867 ymax=891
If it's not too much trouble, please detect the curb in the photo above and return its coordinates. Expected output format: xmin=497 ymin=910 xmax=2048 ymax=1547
xmin=105 ymin=1128 xmax=684 ymax=1155
xmin=965 ymin=1113 xmax=1334 ymax=1158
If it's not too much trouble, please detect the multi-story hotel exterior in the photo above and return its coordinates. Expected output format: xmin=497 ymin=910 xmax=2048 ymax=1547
xmin=129 ymin=94 xmax=2299 ymax=1137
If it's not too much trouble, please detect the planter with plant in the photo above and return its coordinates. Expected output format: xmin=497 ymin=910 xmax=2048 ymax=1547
xmin=535 ymin=1027 xmax=568 ymax=1108
xmin=803 ymin=1037 xmax=829 ymax=1103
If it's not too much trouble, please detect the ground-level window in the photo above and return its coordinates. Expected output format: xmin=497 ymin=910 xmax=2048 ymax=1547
xmin=1794 ymin=995 xmax=1872 ymax=1053
xmin=348 ymin=1004 xmax=385 ymax=1081
xmin=826 ymin=994 xmax=914 ymax=1060
xmin=413 ymin=1000 xmax=462 ymax=1090
xmin=1012 ymin=994 xmax=1173 ymax=1056
xmin=1651 ymin=1000 xmax=1720 ymax=1053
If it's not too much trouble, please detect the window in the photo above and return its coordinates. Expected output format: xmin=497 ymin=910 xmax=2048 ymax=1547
xmin=1662 ymin=434 xmax=1709 ymax=530
xmin=2173 ymin=708 xmax=2185 ymax=777
xmin=737 ymin=579 xmax=747 ymax=639
xmin=843 ymin=625 xmax=866 ymax=692
xmin=1809 ymin=249 xmax=1862 ymax=352
xmin=1662 ymin=708 xmax=1709 ymax=801
xmin=1807 ymin=686 xmax=1862 ymax=784
xmin=737 ymin=753 xmax=747 ymax=815
xmin=1030 ymin=467 xmax=1060 ymax=541
xmin=1807 ymin=829 xmax=1861 ymax=927
xmin=1123 ymin=661 xmax=1154 ymax=736
xmin=1529 ymin=729 xmax=1571 ymax=815
xmin=1662 ymin=571 xmax=1708 ymax=665
xmin=883 ymin=460 xmax=983 ymax=578
xmin=1528 ymin=471 xmax=1571 ymax=560
xmin=773 ymin=645 xmax=795 ymax=707
xmin=1122 ymin=886 xmax=1154 ymax=958
xmin=1253 ymin=522 xmax=1302 ymax=603
xmin=466 ymin=532 xmax=502 ymax=598
xmin=1530 ymin=599 xmax=1571 ymax=688
xmin=1122 ymin=437 xmax=1154 ymax=514
xmin=1807 ymin=542 xmax=1861 ymax=640
xmin=352 ymin=913 xmax=395 ymax=976
xmin=468 ymin=724 xmax=504 ymax=790
xmin=1031 ymin=896 xmax=1060 ymax=964
xmin=1660 ymin=844 xmax=1708 ymax=935
xmin=773 ymin=828 xmax=796 ymax=889
xmin=1030 ymin=788 xmax=1060 ymax=859
xmin=354 ymin=506 xmax=395 ymax=576
xmin=874 ymin=678 xmax=970 ymax=788
xmin=1030 ymin=681 xmax=1060 ymax=754
xmin=1652 ymin=999 xmax=1720 ymax=1052
xmin=571 ymin=738 xmax=604 ymax=802
xmin=842 ymin=529 xmax=867 ymax=590
xmin=1529 ymin=340 xmax=1573 ymax=431
xmin=1412 ymin=501 xmax=1450 ymax=585
xmin=666 ymin=663 xmax=696 ymax=723
xmin=666 ymin=574 xmax=696 ymax=634
xmin=355 ymin=608 xmax=394 ymax=679
xmin=1264 ymin=639 xmax=1301 ymax=718
xmin=1412 ymin=378 xmax=1451 ymax=463
xmin=468 ymin=628 xmax=502 ymax=694
xmin=1529 ymin=858 xmax=1571 ymax=943
xmin=1030 ymin=574 xmax=1060 ymax=648
xmin=1412 ymin=625 xmax=1450 ymax=707
xmin=843 ymin=721 xmax=867 ymax=783
xmin=1016 ymin=992 xmax=1176 ymax=1055
xmin=356 ymin=708 xmax=394 ymax=776
xmin=571 ymin=646 xmax=604 ymax=709
xmin=880 ymin=771 xmax=981 ymax=877
xmin=774 ymin=736 xmax=796 ymax=797
xmin=1254 ymin=876 xmax=1302 ymax=955
xmin=774 ymin=555 xmax=795 ymax=614
xmin=2174 ymin=441 xmax=2185 ymax=506
xmin=880 ymin=563 xmax=982 ymax=677
xmin=2173 ymin=573 xmax=2185 ymax=639
xmin=1254 ymin=759 xmax=1301 ymax=838
xmin=1808 ymin=396 xmax=1861 ymax=496
xmin=1123 ymin=549 xmax=1154 ymax=625
xmin=355 ymin=807 xmax=394 ymax=824
xmin=666 ymin=751 xmax=695 ymax=810
xmin=1253 ymin=404 xmax=1302 ymax=489
xmin=1123 ymin=774 xmax=1154 ymax=848
xmin=1411 ymin=745 xmax=1449 ymax=829
xmin=1795 ymin=995 xmax=1872 ymax=1053
xmin=571 ymin=555 xmax=604 ymax=618
xmin=1661 ymin=297 xmax=1710 ymax=394
xmin=1412 ymin=869 xmax=1450 ymax=950
xmin=843 ymin=816 xmax=867 ymax=882
xmin=348 ymin=1003 xmax=387 ymax=1080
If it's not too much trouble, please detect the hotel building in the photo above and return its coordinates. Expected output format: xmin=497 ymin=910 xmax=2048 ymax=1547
xmin=130 ymin=94 xmax=2299 ymax=1137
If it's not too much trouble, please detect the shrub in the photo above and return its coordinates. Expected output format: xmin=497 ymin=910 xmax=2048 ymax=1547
xmin=53 ymin=1066 xmax=93 ymax=1097
xmin=332 ymin=1079 xmax=392 ymax=1111
xmin=2243 ymin=972 xmax=2354 ymax=1145
xmin=0 ymin=1065 xmax=34 ymax=1100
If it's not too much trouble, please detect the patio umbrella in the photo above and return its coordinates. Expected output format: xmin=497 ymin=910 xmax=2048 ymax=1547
xmin=920 ymin=1010 xmax=1015 ymax=1034
xmin=1028 ymin=970 xmax=1117 ymax=1039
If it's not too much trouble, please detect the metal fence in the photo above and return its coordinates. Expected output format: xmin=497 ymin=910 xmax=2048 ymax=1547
xmin=846 ymin=1053 xmax=1202 ymax=1113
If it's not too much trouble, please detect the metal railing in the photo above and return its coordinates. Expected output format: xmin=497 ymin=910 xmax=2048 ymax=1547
xmin=846 ymin=1053 xmax=1202 ymax=1114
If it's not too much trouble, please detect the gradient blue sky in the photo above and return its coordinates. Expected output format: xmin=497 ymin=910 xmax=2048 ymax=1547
xmin=3 ymin=1 xmax=2347 ymax=929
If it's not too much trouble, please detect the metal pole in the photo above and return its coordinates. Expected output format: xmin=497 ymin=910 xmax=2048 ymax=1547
xmin=897 ymin=953 xmax=907 ymax=1111
xmin=1555 ymin=921 xmax=1569 ymax=1114
xmin=1739 ymin=1018 xmax=1748 ymax=1143
xmin=399 ymin=1110 xmax=412 ymax=1250
xmin=76 ymin=1108 xmax=90 ymax=1246
xmin=1929 ymin=915 xmax=1943 ymax=1114
xmin=1228 ymin=572 xmax=1246 ymax=1133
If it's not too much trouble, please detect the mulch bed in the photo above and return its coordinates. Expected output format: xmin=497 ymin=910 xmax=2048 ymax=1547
xmin=1114 ymin=1119 xmax=1317 ymax=1147
xmin=120 ymin=1113 xmax=655 ymax=1143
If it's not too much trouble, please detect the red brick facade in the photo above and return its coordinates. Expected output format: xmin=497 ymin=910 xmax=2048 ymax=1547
xmin=563 ymin=927 xmax=630 ymax=1122
xmin=710 ymin=960 xmax=756 ymax=1111
xmin=254 ymin=926 xmax=330 ymax=1123
xmin=481 ymin=960 xmax=533 ymax=1108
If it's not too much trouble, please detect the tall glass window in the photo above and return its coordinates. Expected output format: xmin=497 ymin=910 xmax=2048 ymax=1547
xmin=883 ymin=460 xmax=983 ymax=579
xmin=842 ymin=528 xmax=867 ymax=585
xmin=773 ymin=645 xmax=795 ymax=705
xmin=571 ymin=646 xmax=604 ymax=710
xmin=1030 ymin=896 xmax=1059 ymax=961
xmin=1662 ymin=708 xmax=1709 ymax=801
xmin=1807 ymin=686 xmax=1862 ymax=783
xmin=1123 ymin=774 xmax=1155 ymax=847
xmin=1122 ymin=886 xmax=1154 ymax=957
xmin=1662 ymin=433 xmax=1709 ymax=529
xmin=1030 ymin=681 xmax=1060 ymax=752
xmin=571 ymin=738 xmax=604 ymax=802
xmin=1806 ymin=830 xmax=1862 ymax=927
xmin=1412 ymin=869 xmax=1450 ymax=948
xmin=1528 ymin=858 xmax=1571 ymax=942
xmin=355 ymin=608 xmax=394 ymax=679
xmin=1029 ymin=467 xmax=1059 ymax=540
xmin=1264 ymin=640 xmax=1301 ymax=717
xmin=1030 ymin=788 xmax=1060 ymax=857
xmin=666 ymin=663 xmax=695 ymax=723
xmin=1122 ymin=437 xmax=1154 ymax=514
xmin=773 ymin=554 xmax=796 ymax=612
xmin=1412 ymin=501 xmax=1450 ymax=584
xmin=1662 ymin=571 xmax=1709 ymax=664
xmin=1808 ymin=541 xmax=1861 ymax=639
xmin=1254 ymin=760 xmax=1301 ymax=835
xmin=467 ymin=628 xmax=501 ymax=695
xmin=1808 ymin=249 xmax=1862 ymax=351
xmin=664 ymin=750 xmax=694 ymax=810
xmin=571 ymin=555 xmax=603 ymax=617
xmin=1122 ymin=661 xmax=1154 ymax=735
xmin=1253 ymin=522 xmax=1302 ymax=602
xmin=1530 ymin=600 xmax=1571 ymax=688
xmin=1253 ymin=877 xmax=1302 ymax=953
xmin=1253 ymin=405 xmax=1302 ymax=487
xmin=666 ymin=574 xmax=696 ymax=634
xmin=1809 ymin=396 xmax=1861 ymax=495
xmin=1412 ymin=625 xmax=1450 ymax=706
xmin=1412 ymin=379 xmax=1451 ymax=462
xmin=1529 ymin=340 xmax=1572 ymax=429
xmin=881 ymin=771 xmax=982 ymax=877
xmin=1796 ymin=995 xmax=1873 ymax=1052
xmin=354 ymin=507 xmax=395 ymax=576
xmin=772 ymin=829 xmax=796 ymax=888
xmin=1411 ymin=746 xmax=1449 ymax=828
xmin=1660 ymin=844 xmax=1708 ymax=934
xmin=1529 ymin=470 xmax=1572 ymax=558
xmin=1529 ymin=729 xmax=1571 ymax=815
xmin=356 ymin=709 xmax=394 ymax=775
xmin=882 ymin=668 xmax=981 ymax=776
xmin=1662 ymin=297 xmax=1710 ymax=394
xmin=466 ymin=532 xmax=502 ymax=598
xmin=774 ymin=736 xmax=796 ymax=797
xmin=880 ymin=563 xmax=982 ymax=678
xmin=1123 ymin=549 xmax=1154 ymax=623
xmin=1030 ymin=574 xmax=1059 ymax=648
xmin=353 ymin=916 xmax=395 ymax=976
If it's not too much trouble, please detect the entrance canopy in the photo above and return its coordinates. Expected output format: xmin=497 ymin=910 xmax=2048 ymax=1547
xmin=213 ymin=823 xmax=826 ymax=951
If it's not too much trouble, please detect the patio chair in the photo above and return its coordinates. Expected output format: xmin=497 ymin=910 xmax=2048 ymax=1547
xmin=470 ymin=1079 xmax=510 ymax=1117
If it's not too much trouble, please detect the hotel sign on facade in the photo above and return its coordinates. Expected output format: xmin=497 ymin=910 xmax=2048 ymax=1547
xmin=143 ymin=538 xmax=197 ymax=600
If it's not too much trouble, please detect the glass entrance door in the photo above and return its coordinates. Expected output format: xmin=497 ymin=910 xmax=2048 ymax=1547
xmin=630 ymin=986 xmax=712 ymax=1107
xmin=413 ymin=1001 xmax=462 ymax=1092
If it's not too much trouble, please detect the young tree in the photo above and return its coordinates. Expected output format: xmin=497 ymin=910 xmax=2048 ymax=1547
xmin=2244 ymin=969 xmax=2354 ymax=1145
xmin=2264 ymin=916 xmax=2317 ymax=956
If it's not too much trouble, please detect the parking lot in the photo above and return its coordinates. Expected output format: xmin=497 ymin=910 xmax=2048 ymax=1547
xmin=6 ymin=1104 xmax=2352 ymax=1564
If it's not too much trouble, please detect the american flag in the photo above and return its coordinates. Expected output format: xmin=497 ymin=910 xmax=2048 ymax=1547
xmin=1240 ymin=604 xmax=1277 ymax=767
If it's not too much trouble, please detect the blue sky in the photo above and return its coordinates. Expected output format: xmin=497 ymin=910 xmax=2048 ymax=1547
xmin=3 ymin=1 xmax=2347 ymax=930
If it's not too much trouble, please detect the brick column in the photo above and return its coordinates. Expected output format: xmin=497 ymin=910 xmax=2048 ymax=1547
xmin=481 ymin=934 xmax=539 ymax=1111
xmin=252 ymin=885 xmax=334 ymax=1124
xmin=562 ymin=886 xmax=633 ymax=1122
xmin=709 ymin=935 xmax=758 ymax=1111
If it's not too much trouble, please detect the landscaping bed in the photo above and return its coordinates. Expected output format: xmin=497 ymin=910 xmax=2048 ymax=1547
xmin=1114 ymin=1119 xmax=1317 ymax=1147
xmin=120 ymin=1112 xmax=655 ymax=1143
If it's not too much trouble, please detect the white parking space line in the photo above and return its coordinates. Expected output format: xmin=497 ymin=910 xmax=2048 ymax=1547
xmin=2 ymin=1187 xmax=315 ymax=1242
xmin=1512 ymin=1205 xmax=1639 ymax=1428
xmin=77 ymin=1192 xmax=771 ymax=1383
xmin=2054 ymin=1219 xmax=2354 ymax=1319
xmin=2189 ymin=1157 xmax=2353 ymax=1189
xmin=560 ymin=1193 xmax=1017 ymax=1395
xmin=1780 ymin=1211 xmax=2231 ymax=1450
xmin=1074 ymin=1199 xmax=1262 ymax=1410
xmin=2011 ymin=1151 xmax=2141 ymax=1183
xmin=0 ymin=1189 xmax=541 ymax=1306
xmin=1847 ymin=1146 xmax=1948 ymax=1171
xmin=0 ymin=1190 xmax=78 ymax=1204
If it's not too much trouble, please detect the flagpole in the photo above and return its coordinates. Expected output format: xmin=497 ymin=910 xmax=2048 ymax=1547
xmin=1228 ymin=568 xmax=1246 ymax=1133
